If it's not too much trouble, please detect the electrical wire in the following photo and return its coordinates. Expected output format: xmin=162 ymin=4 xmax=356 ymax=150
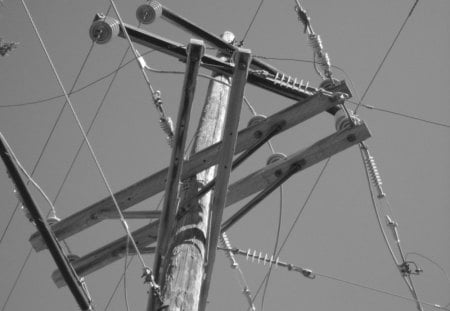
xmin=260 ymin=185 xmax=283 ymax=311
xmin=123 ymin=235 xmax=131 ymax=311
xmin=314 ymin=271 xmax=448 ymax=311
xmin=20 ymin=0 xmax=150 ymax=273
xmin=239 ymin=0 xmax=265 ymax=46
xmin=104 ymin=257 xmax=135 ymax=311
xmin=359 ymin=145 xmax=424 ymax=311
xmin=253 ymin=55 xmax=450 ymax=130
xmin=0 ymin=247 xmax=33 ymax=311
xmin=354 ymin=0 xmax=419 ymax=113
xmin=250 ymin=157 xmax=330 ymax=306
xmin=52 ymin=46 xmax=131 ymax=206
xmin=406 ymin=252 xmax=450 ymax=308
xmin=0 ymin=49 xmax=155 ymax=109
xmin=0 ymin=132 xmax=58 ymax=218
xmin=105 ymin=195 xmax=164 ymax=311
xmin=0 ymin=42 xmax=95 ymax=245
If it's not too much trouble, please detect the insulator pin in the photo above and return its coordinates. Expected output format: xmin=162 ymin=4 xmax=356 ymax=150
xmin=334 ymin=108 xmax=360 ymax=131
xmin=47 ymin=214 xmax=61 ymax=226
xmin=89 ymin=16 xmax=120 ymax=44
xmin=247 ymin=115 xmax=267 ymax=127
xmin=136 ymin=1 xmax=162 ymax=24
xmin=67 ymin=254 xmax=81 ymax=262
xmin=266 ymin=152 xmax=287 ymax=165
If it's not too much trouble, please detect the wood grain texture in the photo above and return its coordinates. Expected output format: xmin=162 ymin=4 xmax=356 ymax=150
xmin=52 ymin=123 xmax=370 ymax=287
xmin=30 ymin=92 xmax=340 ymax=252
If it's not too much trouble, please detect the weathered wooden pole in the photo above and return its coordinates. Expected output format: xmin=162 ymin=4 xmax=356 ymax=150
xmin=148 ymin=31 xmax=234 ymax=311
xmin=152 ymin=38 xmax=206 ymax=287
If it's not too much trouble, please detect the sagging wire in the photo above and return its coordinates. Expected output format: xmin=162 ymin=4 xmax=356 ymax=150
xmin=249 ymin=158 xmax=330 ymax=309
xmin=220 ymin=232 xmax=256 ymax=311
xmin=294 ymin=0 xmax=333 ymax=81
xmin=0 ymin=132 xmax=58 ymax=223
xmin=354 ymin=0 xmax=419 ymax=114
xmin=260 ymin=184 xmax=283 ymax=311
xmin=20 ymin=0 xmax=158 ymax=298
xmin=219 ymin=245 xmax=449 ymax=310
xmin=359 ymin=142 xmax=424 ymax=311
xmin=105 ymin=195 xmax=164 ymax=311
xmin=0 ymin=42 xmax=96 ymax=249
xmin=406 ymin=252 xmax=450 ymax=302
xmin=238 ymin=0 xmax=265 ymax=47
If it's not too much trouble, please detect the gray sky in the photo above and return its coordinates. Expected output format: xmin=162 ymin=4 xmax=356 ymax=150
xmin=0 ymin=0 xmax=449 ymax=310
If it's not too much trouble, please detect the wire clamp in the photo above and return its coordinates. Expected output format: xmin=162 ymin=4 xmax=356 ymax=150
xmin=399 ymin=261 xmax=423 ymax=276
xmin=294 ymin=2 xmax=310 ymax=33
xmin=142 ymin=267 xmax=162 ymax=300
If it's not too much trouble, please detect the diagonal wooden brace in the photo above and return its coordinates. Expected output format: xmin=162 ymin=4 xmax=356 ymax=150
xmin=29 ymin=92 xmax=343 ymax=252
xmin=51 ymin=123 xmax=370 ymax=287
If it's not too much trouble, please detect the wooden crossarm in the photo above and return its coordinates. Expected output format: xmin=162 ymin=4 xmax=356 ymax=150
xmin=29 ymin=92 xmax=340 ymax=252
xmin=51 ymin=123 xmax=370 ymax=286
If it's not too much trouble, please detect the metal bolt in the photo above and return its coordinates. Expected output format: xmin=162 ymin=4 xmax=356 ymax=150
xmin=347 ymin=134 xmax=356 ymax=142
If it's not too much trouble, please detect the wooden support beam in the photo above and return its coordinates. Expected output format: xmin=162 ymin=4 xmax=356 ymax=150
xmin=104 ymin=16 xmax=317 ymax=100
xmin=200 ymin=48 xmax=251 ymax=311
xmin=51 ymin=123 xmax=370 ymax=287
xmin=157 ymin=5 xmax=280 ymax=75
xmin=0 ymin=134 xmax=92 ymax=310
xmin=152 ymin=39 xmax=205 ymax=282
xmin=52 ymin=221 xmax=159 ymax=288
xmin=29 ymin=92 xmax=341 ymax=252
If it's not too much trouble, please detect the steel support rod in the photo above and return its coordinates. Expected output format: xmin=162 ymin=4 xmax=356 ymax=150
xmin=0 ymin=134 xmax=92 ymax=311
xmin=152 ymin=39 xmax=205 ymax=285
xmin=200 ymin=48 xmax=252 ymax=311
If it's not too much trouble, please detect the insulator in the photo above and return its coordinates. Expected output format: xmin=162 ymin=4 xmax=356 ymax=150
xmin=89 ymin=16 xmax=120 ymax=44
xmin=272 ymin=72 xmax=311 ymax=93
xmin=47 ymin=214 xmax=61 ymax=226
xmin=266 ymin=152 xmax=287 ymax=165
xmin=308 ymin=34 xmax=323 ymax=54
xmin=244 ymin=248 xmax=282 ymax=269
xmin=364 ymin=153 xmax=385 ymax=197
xmin=136 ymin=1 xmax=162 ymax=24
xmin=159 ymin=116 xmax=174 ymax=147
xmin=247 ymin=114 xmax=267 ymax=127
xmin=319 ymin=78 xmax=339 ymax=91
xmin=67 ymin=254 xmax=80 ymax=262
xmin=220 ymin=233 xmax=238 ymax=268
xmin=317 ymin=52 xmax=331 ymax=73
xmin=334 ymin=108 xmax=360 ymax=131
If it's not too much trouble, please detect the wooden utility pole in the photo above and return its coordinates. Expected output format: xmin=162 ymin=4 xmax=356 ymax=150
xmin=149 ymin=32 xmax=235 ymax=311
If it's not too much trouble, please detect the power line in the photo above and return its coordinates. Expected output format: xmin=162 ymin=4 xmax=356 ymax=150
xmin=0 ymin=49 xmax=156 ymax=109
xmin=260 ymin=185 xmax=283 ymax=310
xmin=21 ymin=0 xmax=151 ymax=279
xmin=354 ymin=0 xmax=419 ymax=113
xmin=0 ymin=42 xmax=96 ymax=246
xmin=52 ymin=46 xmax=131 ymax=206
xmin=254 ymin=55 xmax=450 ymax=130
xmin=1 ymin=247 xmax=33 ymax=311
xmin=239 ymin=0 xmax=265 ymax=46
xmin=251 ymin=157 xmax=331 ymax=305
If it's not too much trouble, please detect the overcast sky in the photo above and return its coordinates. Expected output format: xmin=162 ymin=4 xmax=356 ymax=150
xmin=0 ymin=0 xmax=449 ymax=310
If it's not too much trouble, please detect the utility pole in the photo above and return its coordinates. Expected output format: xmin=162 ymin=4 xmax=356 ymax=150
xmin=149 ymin=32 xmax=235 ymax=311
